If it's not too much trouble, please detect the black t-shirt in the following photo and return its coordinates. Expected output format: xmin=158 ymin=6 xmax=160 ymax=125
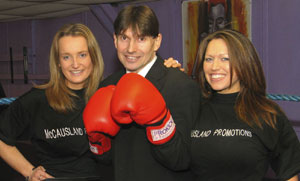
xmin=191 ymin=93 xmax=300 ymax=180
xmin=0 ymin=88 xmax=100 ymax=177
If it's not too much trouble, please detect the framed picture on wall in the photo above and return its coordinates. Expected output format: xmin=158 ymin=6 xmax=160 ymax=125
xmin=182 ymin=0 xmax=251 ymax=78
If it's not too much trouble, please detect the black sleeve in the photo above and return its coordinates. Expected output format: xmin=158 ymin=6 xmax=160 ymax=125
xmin=270 ymin=114 xmax=300 ymax=180
xmin=0 ymin=83 xmax=8 ymax=112
xmin=0 ymin=82 xmax=6 ymax=98
xmin=151 ymin=73 xmax=201 ymax=171
xmin=0 ymin=95 xmax=32 ymax=146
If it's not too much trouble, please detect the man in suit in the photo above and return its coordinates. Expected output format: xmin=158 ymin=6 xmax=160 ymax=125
xmin=99 ymin=5 xmax=200 ymax=181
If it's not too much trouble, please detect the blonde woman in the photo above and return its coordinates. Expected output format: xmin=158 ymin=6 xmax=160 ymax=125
xmin=0 ymin=23 xmax=105 ymax=180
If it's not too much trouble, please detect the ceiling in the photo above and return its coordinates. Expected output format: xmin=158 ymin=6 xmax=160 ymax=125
xmin=0 ymin=0 xmax=152 ymax=23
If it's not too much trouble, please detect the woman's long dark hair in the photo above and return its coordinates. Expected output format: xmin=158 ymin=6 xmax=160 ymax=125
xmin=196 ymin=29 xmax=283 ymax=129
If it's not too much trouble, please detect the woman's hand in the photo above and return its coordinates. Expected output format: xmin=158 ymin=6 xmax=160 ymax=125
xmin=28 ymin=166 xmax=54 ymax=181
xmin=164 ymin=57 xmax=185 ymax=72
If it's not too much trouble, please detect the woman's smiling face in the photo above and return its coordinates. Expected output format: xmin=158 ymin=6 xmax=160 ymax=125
xmin=59 ymin=36 xmax=93 ymax=90
xmin=203 ymin=38 xmax=240 ymax=94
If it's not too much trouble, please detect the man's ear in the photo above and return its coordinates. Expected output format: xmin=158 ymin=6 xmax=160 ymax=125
xmin=113 ymin=34 xmax=118 ymax=48
xmin=154 ymin=33 xmax=162 ymax=51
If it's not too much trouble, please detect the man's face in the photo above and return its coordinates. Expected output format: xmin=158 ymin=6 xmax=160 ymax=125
xmin=208 ymin=3 xmax=227 ymax=33
xmin=113 ymin=27 xmax=162 ymax=73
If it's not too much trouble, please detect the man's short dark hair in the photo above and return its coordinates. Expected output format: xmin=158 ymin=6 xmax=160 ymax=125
xmin=114 ymin=5 xmax=159 ymax=37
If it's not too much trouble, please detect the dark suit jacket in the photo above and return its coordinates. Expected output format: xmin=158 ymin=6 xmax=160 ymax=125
xmin=100 ymin=56 xmax=201 ymax=181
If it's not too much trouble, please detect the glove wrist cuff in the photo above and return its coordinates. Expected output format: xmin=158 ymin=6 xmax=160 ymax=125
xmin=89 ymin=134 xmax=111 ymax=155
xmin=146 ymin=110 xmax=176 ymax=145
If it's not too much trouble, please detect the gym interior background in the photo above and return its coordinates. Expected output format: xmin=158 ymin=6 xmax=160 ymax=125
xmin=0 ymin=0 xmax=299 ymax=180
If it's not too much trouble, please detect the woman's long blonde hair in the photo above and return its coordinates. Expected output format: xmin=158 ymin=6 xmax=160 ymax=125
xmin=196 ymin=29 xmax=283 ymax=129
xmin=36 ymin=23 xmax=104 ymax=112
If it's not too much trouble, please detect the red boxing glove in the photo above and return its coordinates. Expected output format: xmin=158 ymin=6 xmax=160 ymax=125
xmin=83 ymin=85 xmax=120 ymax=155
xmin=111 ymin=73 xmax=176 ymax=145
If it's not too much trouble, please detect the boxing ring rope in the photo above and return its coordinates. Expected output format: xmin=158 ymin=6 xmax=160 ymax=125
xmin=267 ymin=94 xmax=300 ymax=102
xmin=0 ymin=97 xmax=17 ymax=105
xmin=0 ymin=94 xmax=300 ymax=105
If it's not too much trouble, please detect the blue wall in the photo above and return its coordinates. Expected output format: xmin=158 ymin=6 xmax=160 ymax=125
xmin=251 ymin=0 xmax=300 ymax=141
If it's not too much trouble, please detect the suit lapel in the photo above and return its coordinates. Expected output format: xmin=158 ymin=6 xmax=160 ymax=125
xmin=145 ymin=56 xmax=167 ymax=92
